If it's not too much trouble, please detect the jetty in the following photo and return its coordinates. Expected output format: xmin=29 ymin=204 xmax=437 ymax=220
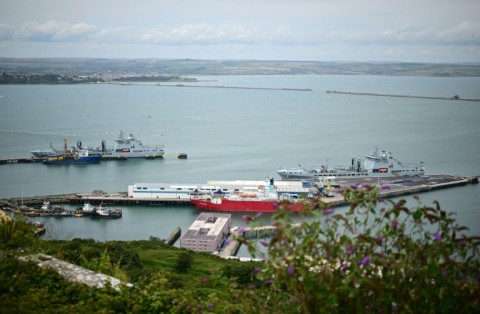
xmin=0 ymin=175 xmax=477 ymax=210
xmin=326 ymin=90 xmax=480 ymax=102
xmin=0 ymin=153 xmax=187 ymax=165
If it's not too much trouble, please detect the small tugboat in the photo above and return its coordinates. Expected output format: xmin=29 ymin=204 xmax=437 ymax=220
xmin=94 ymin=204 xmax=122 ymax=219
xmin=81 ymin=202 xmax=95 ymax=213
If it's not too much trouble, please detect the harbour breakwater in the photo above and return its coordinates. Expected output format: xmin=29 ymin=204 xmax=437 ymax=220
xmin=326 ymin=90 xmax=480 ymax=102
xmin=109 ymin=81 xmax=313 ymax=92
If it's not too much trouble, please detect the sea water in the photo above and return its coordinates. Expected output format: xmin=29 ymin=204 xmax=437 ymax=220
xmin=1 ymin=75 xmax=479 ymax=253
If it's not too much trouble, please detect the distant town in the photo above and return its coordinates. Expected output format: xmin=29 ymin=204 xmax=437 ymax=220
xmin=0 ymin=58 xmax=479 ymax=84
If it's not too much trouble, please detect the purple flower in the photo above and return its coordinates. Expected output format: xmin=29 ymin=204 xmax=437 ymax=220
xmin=337 ymin=188 xmax=344 ymax=195
xmin=273 ymin=202 xmax=278 ymax=209
xmin=264 ymin=279 xmax=273 ymax=286
xmin=392 ymin=302 xmax=398 ymax=313
xmin=360 ymin=256 xmax=370 ymax=267
xmin=380 ymin=184 xmax=390 ymax=190
xmin=287 ymin=264 xmax=295 ymax=276
xmin=254 ymin=268 xmax=261 ymax=274
xmin=256 ymin=212 xmax=263 ymax=217
xmin=341 ymin=262 xmax=349 ymax=271
xmin=391 ymin=219 xmax=398 ymax=231
xmin=376 ymin=235 xmax=383 ymax=245
xmin=237 ymin=227 xmax=246 ymax=233
xmin=347 ymin=244 xmax=355 ymax=255
xmin=380 ymin=207 xmax=386 ymax=213
xmin=207 ymin=303 xmax=214 ymax=309
xmin=434 ymin=231 xmax=442 ymax=241
xmin=323 ymin=208 xmax=334 ymax=215
xmin=363 ymin=183 xmax=372 ymax=189
xmin=351 ymin=183 xmax=359 ymax=190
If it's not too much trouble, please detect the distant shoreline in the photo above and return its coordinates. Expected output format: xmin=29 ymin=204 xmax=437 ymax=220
xmin=1 ymin=58 xmax=480 ymax=77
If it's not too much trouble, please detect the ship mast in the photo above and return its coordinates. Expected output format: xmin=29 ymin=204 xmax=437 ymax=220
xmin=64 ymin=137 xmax=68 ymax=156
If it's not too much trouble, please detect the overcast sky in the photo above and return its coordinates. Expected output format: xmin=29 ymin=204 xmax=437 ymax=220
xmin=1 ymin=0 xmax=479 ymax=62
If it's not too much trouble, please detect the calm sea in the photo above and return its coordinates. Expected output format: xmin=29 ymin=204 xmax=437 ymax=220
xmin=1 ymin=75 xmax=479 ymax=254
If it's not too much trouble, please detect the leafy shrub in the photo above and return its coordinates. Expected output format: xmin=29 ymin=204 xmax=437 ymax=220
xmin=0 ymin=214 xmax=37 ymax=251
xmin=222 ymin=262 xmax=258 ymax=284
xmin=241 ymin=184 xmax=480 ymax=313
xmin=175 ymin=250 xmax=193 ymax=273
xmin=61 ymin=240 xmax=82 ymax=263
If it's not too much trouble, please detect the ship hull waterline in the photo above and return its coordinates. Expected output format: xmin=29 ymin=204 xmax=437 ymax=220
xmin=191 ymin=199 xmax=304 ymax=213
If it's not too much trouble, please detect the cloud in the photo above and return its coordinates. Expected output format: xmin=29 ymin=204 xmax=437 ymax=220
xmin=14 ymin=20 xmax=99 ymax=42
xmin=2 ymin=20 xmax=480 ymax=47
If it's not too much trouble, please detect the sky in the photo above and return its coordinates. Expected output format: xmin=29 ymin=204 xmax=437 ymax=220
xmin=0 ymin=0 xmax=479 ymax=62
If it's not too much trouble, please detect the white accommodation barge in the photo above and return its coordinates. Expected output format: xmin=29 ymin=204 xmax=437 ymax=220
xmin=180 ymin=213 xmax=231 ymax=252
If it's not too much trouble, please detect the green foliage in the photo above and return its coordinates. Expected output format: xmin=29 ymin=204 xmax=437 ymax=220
xmin=0 ymin=255 xmax=126 ymax=313
xmin=175 ymin=250 xmax=194 ymax=273
xmin=222 ymin=262 xmax=258 ymax=284
xmin=0 ymin=214 xmax=38 ymax=252
xmin=241 ymin=184 xmax=480 ymax=313
xmin=61 ymin=241 xmax=82 ymax=264
xmin=2 ymin=187 xmax=478 ymax=313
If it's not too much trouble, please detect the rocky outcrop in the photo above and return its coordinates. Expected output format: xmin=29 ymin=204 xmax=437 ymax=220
xmin=19 ymin=253 xmax=131 ymax=290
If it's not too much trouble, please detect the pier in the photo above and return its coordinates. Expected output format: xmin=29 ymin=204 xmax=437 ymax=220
xmin=326 ymin=90 xmax=480 ymax=102
xmin=164 ymin=227 xmax=181 ymax=246
xmin=0 ymin=174 xmax=476 ymax=209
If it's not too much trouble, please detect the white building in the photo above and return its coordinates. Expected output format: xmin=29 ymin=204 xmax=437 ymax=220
xmin=180 ymin=213 xmax=232 ymax=252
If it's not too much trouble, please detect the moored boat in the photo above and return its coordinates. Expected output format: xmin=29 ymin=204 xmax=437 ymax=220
xmin=190 ymin=180 xmax=305 ymax=213
xmin=101 ymin=131 xmax=164 ymax=158
xmin=94 ymin=205 xmax=122 ymax=218
xmin=191 ymin=195 xmax=304 ymax=213
xmin=31 ymin=143 xmax=60 ymax=158
xmin=81 ymin=202 xmax=95 ymax=213
xmin=42 ymin=138 xmax=101 ymax=165
xmin=277 ymin=148 xmax=425 ymax=180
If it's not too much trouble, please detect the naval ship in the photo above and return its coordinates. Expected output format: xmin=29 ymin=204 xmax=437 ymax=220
xmin=31 ymin=131 xmax=165 ymax=159
xmin=277 ymin=148 xmax=425 ymax=180
xmin=101 ymin=131 xmax=164 ymax=158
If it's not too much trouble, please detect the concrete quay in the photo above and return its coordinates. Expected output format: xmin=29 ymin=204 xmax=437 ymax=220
xmin=320 ymin=174 xmax=478 ymax=207
xmin=0 ymin=174 xmax=476 ymax=210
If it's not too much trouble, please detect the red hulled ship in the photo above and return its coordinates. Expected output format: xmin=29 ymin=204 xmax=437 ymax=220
xmin=190 ymin=179 xmax=305 ymax=213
